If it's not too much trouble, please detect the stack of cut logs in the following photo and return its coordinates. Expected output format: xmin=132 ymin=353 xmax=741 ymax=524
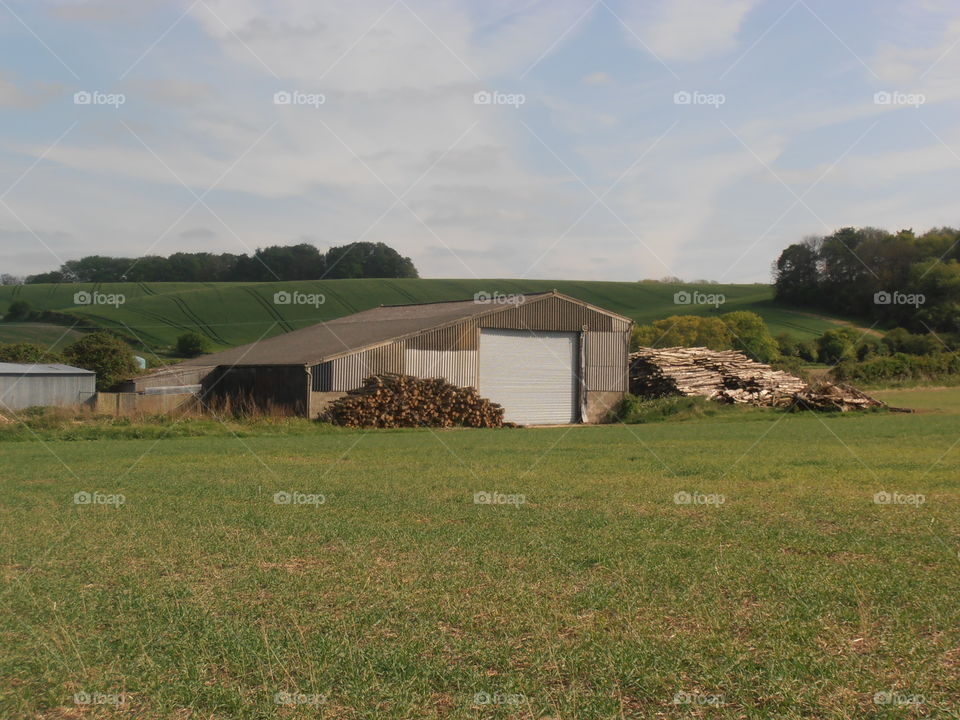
xmin=784 ymin=382 xmax=889 ymax=412
xmin=323 ymin=374 xmax=506 ymax=428
xmin=630 ymin=347 xmax=888 ymax=411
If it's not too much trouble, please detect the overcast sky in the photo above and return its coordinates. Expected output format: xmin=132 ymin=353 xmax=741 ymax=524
xmin=1 ymin=0 xmax=958 ymax=282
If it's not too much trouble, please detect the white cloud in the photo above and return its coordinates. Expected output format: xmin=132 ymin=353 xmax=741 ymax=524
xmin=618 ymin=0 xmax=762 ymax=63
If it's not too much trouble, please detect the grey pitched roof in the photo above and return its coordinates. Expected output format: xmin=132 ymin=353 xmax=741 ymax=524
xmin=176 ymin=293 xmax=547 ymax=368
xmin=0 ymin=362 xmax=94 ymax=375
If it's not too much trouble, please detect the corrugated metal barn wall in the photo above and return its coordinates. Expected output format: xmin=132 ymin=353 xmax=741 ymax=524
xmin=0 ymin=375 xmax=96 ymax=411
xmin=585 ymin=331 xmax=628 ymax=392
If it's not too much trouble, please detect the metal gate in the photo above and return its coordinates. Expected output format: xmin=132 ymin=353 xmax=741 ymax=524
xmin=478 ymin=329 xmax=578 ymax=425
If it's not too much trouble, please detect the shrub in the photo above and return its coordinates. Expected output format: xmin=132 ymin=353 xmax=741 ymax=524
xmin=720 ymin=311 xmax=780 ymax=363
xmin=176 ymin=331 xmax=212 ymax=358
xmin=0 ymin=342 xmax=63 ymax=364
xmin=63 ymin=331 xmax=138 ymax=391
xmin=832 ymin=352 xmax=960 ymax=384
xmin=796 ymin=339 xmax=819 ymax=362
xmin=816 ymin=328 xmax=859 ymax=365
xmin=775 ymin=332 xmax=798 ymax=357
xmin=3 ymin=300 xmax=33 ymax=321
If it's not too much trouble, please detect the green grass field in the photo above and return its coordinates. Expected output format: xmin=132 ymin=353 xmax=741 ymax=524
xmin=2 ymin=390 xmax=958 ymax=719
xmin=0 ymin=279 xmax=865 ymax=353
xmin=0 ymin=323 xmax=86 ymax=351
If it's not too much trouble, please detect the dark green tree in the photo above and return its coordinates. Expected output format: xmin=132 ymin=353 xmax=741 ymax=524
xmin=176 ymin=331 xmax=212 ymax=358
xmin=63 ymin=332 xmax=138 ymax=391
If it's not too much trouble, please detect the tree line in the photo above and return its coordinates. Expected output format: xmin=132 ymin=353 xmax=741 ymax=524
xmin=773 ymin=226 xmax=960 ymax=333
xmin=23 ymin=242 xmax=418 ymax=284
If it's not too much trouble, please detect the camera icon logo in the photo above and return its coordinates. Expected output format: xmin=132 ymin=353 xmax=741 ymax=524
xmin=673 ymin=291 xmax=691 ymax=305
xmin=74 ymin=91 xmax=92 ymax=105
xmin=273 ymin=491 xmax=292 ymax=505
xmin=473 ymin=91 xmax=492 ymax=105
xmin=273 ymin=291 xmax=291 ymax=305
xmin=673 ymin=90 xmax=692 ymax=105
xmin=473 ymin=491 xmax=492 ymax=504
xmin=273 ymin=91 xmax=292 ymax=105
xmin=74 ymin=291 xmax=92 ymax=305
xmin=873 ymin=91 xmax=892 ymax=105
xmin=873 ymin=491 xmax=891 ymax=505
xmin=673 ymin=491 xmax=692 ymax=505
xmin=873 ymin=290 xmax=892 ymax=305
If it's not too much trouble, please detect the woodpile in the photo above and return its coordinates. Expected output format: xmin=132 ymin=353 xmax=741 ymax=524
xmin=630 ymin=347 xmax=890 ymax=411
xmin=784 ymin=382 xmax=892 ymax=412
xmin=323 ymin=374 xmax=506 ymax=428
xmin=630 ymin=347 xmax=807 ymax=404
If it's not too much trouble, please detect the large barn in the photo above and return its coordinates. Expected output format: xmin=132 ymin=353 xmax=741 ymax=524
xmin=125 ymin=291 xmax=633 ymax=425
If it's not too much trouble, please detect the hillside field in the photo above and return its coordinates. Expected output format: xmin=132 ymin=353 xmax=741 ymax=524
xmin=1 ymin=387 xmax=958 ymax=719
xmin=0 ymin=280 xmax=869 ymax=353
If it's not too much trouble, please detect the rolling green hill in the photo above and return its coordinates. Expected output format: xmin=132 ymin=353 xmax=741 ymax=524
xmin=0 ymin=279 xmax=864 ymax=354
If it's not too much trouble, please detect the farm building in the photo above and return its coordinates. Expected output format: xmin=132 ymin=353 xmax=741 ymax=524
xmin=0 ymin=363 xmax=96 ymax=412
xmin=124 ymin=291 xmax=633 ymax=424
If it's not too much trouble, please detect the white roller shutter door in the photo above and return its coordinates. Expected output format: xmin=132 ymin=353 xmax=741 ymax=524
xmin=478 ymin=329 xmax=578 ymax=425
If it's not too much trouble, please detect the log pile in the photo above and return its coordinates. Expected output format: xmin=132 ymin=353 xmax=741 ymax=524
xmin=630 ymin=347 xmax=890 ymax=411
xmin=630 ymin=347 xmax=807 ymax=404
xmin=323 ymin=374 xmax=506 ymax=428
xmin=784 ymin=382 xmax=890 ymax=412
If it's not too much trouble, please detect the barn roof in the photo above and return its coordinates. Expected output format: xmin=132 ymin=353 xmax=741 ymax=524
xmin=171 ymin=290 xmax=630 ymax=369
xmin=0 ymin=362 xmax=94 ymax=376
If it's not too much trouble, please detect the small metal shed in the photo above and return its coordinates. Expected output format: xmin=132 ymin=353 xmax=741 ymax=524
xmin=0 ymin=363 xmax=96 ymax=412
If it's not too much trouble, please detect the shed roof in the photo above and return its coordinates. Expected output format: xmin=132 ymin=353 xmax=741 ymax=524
xmin=171 ymin=290 xmax=630 ymax=369
xmin=0 ymin=362 xmax=94 ymax=376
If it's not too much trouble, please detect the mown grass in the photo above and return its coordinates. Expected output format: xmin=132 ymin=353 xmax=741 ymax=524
xmin=1 ymin=389 xmax=958 ymax=719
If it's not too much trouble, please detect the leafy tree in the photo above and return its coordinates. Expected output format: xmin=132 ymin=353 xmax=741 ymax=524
xmin=176 ymin=331 xmax=212 ymax=358
xmin=719 ymin=311 xmax=780 ymax=363
xmin=775 ymin=332 xmax=798 ymax=357
xmin=24 ymin=242 xmax=418 ymax=283
xmin=816 ymin=328 xmax=860 ymax=365
xmin=631 ymin=315 xmax=732 ymax=351
xmin=324 ymin=242 xmax=418 ymax=279
xmin=0 ymin=342 xmax=63 ymax=364
xmin=773 ymin=238 xmax=820 ymax=305
xmin=796 ymin=339 xmax=819 ymax=362
xmin=63 ymin=331 xmax=137 ymax=391
xmin=4 ymin=300 xmax=33 ymax=321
